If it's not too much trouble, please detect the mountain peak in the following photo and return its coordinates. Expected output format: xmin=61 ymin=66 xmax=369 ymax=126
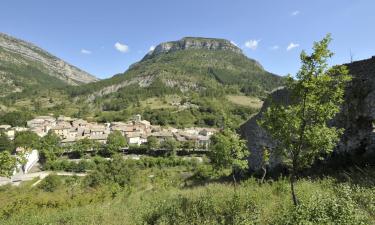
xmin=143 ymin=37 xmax=242 ymax=60
xmin=0 ymin=32 xmax=98 ymax=86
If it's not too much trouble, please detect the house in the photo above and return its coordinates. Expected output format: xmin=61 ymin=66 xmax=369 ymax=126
xmin=197 ymin=135 xmax=210 ymax=149
xmin=89 ymin=133 xmax=108 ymax=144
xmin=150 ymin=131 xmax=174 ymax=142
xmin=90 ymin=125 xmax=106 ymax=136
xmin=126 ymin=132 xmax=145 ymax=146
xmin=72 ymin=119 xmax=88 ymax=128
xmin=0 ymin=125 xmax=11 ymax=131
xmin=51 ymin=123 xmax=71 ymax=139
xmin=0 ymin=125 xmax=15 ymax=140
xmin=57 ymin=115 xmax=72 ymax=122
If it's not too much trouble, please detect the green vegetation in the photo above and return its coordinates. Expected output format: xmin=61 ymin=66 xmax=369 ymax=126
xmin=0 ymin=151 xmax=17 ymax=177
xmin=259 ymin=34 xmax=351 ymax=205
xmin=209 ymin=129 xmax=249 ymax=184
xmin=104 ymin=131 xmax=128 ymax=156
xmin=0 ymin=159 xmax=374 ymax=224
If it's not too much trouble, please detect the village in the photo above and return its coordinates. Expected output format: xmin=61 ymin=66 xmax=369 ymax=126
xmin=0 ymin=114 xmax=217 ymax=150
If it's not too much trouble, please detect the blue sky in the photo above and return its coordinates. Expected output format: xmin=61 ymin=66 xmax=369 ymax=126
xmin=1 ymin=0 xmax=375 ymax=79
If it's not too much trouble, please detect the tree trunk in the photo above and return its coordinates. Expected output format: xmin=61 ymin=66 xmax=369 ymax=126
xmin=260 ymin=166 xmax=267 ymax=184
xmin=232 ymin=171 xmax=237 ymax=186
xmin=290 ymin=173 xmax=298 ymax=206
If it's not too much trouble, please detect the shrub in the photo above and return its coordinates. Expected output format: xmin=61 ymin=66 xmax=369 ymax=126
xmin=39 ymin=174 xmax=62 ymax=192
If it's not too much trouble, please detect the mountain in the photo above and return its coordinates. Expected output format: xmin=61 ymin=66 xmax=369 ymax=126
xmin=62 ymin=37 xmax=284 ymax=127
xmin=0 ymin=33 xmax=98 ymax=97
xmin=71 ymin=37 xmax=283 ymax=100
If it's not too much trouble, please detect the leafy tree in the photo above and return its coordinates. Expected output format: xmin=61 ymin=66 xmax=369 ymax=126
xmin=84 ymin=154 xmax=137 ymax=188
xmin=72 ymin=138 xmax=102 ymax=158
xmin=105 ymin=131 xmax=127 ymax=156
xmin=147 ymin=136 xmax=159 ymax=150
xmin=258 ymin=34 xmax=351 ymax=205
xmin=182 ymin=140 xmax=196 ymax=150
xmin=0 ymin=151 xmax=17 ymax=177
xmin=161 ymin=138 xmax=180 ymax=157
xmin=14 ymin=131 xmax=39 ymax=149
xmin=0 ymin=131 xmax=12 ymax=153
xmin=208 ymin=128 xmax=249 ymax=184
xmin=38 ymin=132 xmax=63 ymax=163
xmin=0 ymin=111 xmax=33 ymax=127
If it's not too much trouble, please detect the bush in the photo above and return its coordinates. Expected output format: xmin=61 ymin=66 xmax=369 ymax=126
xmin=38 ymin=174 xmax=62 ymax=192
xmin=276 ymin=185 xmax=370 ymax=225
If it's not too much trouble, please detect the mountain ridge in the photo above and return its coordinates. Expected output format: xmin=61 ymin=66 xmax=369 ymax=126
xmin=0 ymin=32 xmax=98 ymax=96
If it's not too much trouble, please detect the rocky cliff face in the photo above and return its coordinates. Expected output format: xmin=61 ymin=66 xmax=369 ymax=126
xmin=240 ymin=56 xmax=375 ymax=170
xmin=143 ymin=37 xmax=244 ymax=60
xmin=0 ymin=32 xmax=98 ymax=86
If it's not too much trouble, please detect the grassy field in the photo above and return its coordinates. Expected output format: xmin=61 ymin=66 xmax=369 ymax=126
xmin=140 ymin=95 xmax=181 ymax=109
xmin=1 ymin=162 xmax=374 ymax=225
xmin=226 ymin=95 xmax=263 ymax=108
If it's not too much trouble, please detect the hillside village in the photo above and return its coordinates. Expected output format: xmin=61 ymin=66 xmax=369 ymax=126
xmin=0 ymin=114 xmax=217 ymax=150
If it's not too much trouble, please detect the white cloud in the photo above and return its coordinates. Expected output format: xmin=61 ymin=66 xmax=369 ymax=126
xmin=286 ymin=42 xmax=299 ymax=51
xmin=114 ymin=42 xmax=129 ymax=53
xmin=230 ymin=40 xmax=238 ymax=47
xmin=291 ymin=10 xmax=300 ymax=16
xmin=270 ymin=45 xmax=279 ymax=50
xmin=244 ymin=39 xmax=260 ymax=50
xmin=80 ymin=49 xmax=92 ymax=54
xmin=149 ymin=45 xmax=155 ymax=51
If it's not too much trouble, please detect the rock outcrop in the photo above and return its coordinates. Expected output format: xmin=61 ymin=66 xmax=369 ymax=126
xmin=240 ymin=56 xmax=375 ymax=170
xmin=0 ymin=32 xmax=98 ymax=86
xmin=143 ymin=37 xmax=244 ymax=60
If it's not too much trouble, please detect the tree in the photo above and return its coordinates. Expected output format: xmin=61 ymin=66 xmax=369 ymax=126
xmin=72 ymin=138 xmax=99 ymax=158
xmin=182 ymin=140 xmax=196 ymax=150
xmin=208 ymin=128 xmax=249 ymax=184
xmin=258 ymin=34 xmax=351 ymax=206
xmin=147 ymin=136 xmax=159 ymax=150
xmin=161 ymin=138 xmax=180 ymax=157
xmin=38 ymin=132 xmax=63 ymax=163
xmin=260 ymin=147 xmax=270 ymax=184
xmin=0 ymin=111 xmax=32 ymax=127
xmin=0 ymin=151 xmax=17 ymax=177
xmin=0 ymin=131 xmax=12 ymax=153
xmin=14 ymin=131 xmax=39 ymax=149
xmin=0 ymin=151 xmax=26 ymax=178
xmin=105 ymin=131 xmax=127 ymax=156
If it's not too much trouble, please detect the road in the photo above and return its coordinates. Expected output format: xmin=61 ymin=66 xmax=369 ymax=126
xmin=0 ymin=171 xmax=87 ymax=186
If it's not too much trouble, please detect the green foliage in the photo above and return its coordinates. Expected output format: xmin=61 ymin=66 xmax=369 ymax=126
xmin=0 ymin=111 xmax=33 ymax=127
xmin=146 ymin=136 xmax=160 ymax=150
xmin=259 ymin=34 xmax=351 ymax=171
xmin=38 ymin=174 xmax=62 ymax=192
xmin=104 ymin=131 xmax=127 ymax=156
xmin=0 ymin=166 xmax=375 ymax=224
xmin=0 ymin=151 xmax=17 ymax=177
xmin=38 ymin=132 xmax=62 ymax=163
xmin=0 ymin=132 xmax=12 ymax=153
xmin=71 ymin=138 xmax=102 ymax=158
xmin=84 ymin=154 xmax=137 ymax=188
xmin=14 ymin=131 xmax=39 ymax=149
xmin=258 ymin=34 xmax=351 ymax=204
xmin=209 ymin=129 xmax=249 ymax=175
xmin=43 ymin=159 xmax=95 ymax=172
xmin=160 ymin=138 xmax=180 ymax=156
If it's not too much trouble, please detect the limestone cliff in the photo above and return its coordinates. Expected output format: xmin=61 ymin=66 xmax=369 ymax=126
xmin=239 ymin=56 xmax=375 ymax=170
xmin=143 ymin=37 xmax=244 ymax=60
